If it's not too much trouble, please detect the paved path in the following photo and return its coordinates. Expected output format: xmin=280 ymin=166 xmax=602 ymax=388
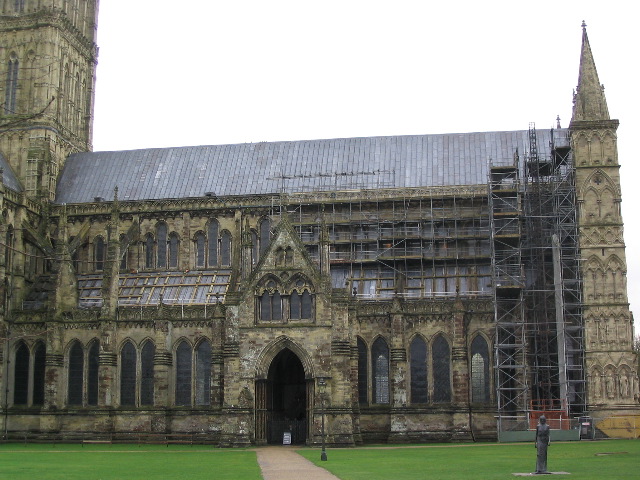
xmin=255 ymin=446 xmax=341 ymax=480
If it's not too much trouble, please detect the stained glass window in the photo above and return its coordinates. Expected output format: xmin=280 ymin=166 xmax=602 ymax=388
xmin=68 ymin=341 xmax=84 ymax=405
xmin=176 ymin=341 xmax=192 ymax=406
xmin=195 ymin=232 xmax=205 ymax=267
xmin=14 ymin=342 xmax=29 ymax=405
xmin=141 ymin=342 xmax=155 ymax=406
xmin=220 ymin=231 xmax=231 ymax=266
xmin=33 ymin=342 xmax=46 ymax=406
xmin=157 ymin=224 xmax=167 ymax=268
xmin=410 ymin=336 xmax=428 ymax=403
xmin=120 ymin=342 xmax=136 ymax=406
xmin=208 ymin=220 xmax=219 ymax=267
xmin=432 ymin=335 xmax=451 ymax=403
xmin=195 ymin=341 xmax=211 ymax=406
xmin=471 ymin=335 xmax=490 ymax=403
xmin=372 ymin=337 xmax=389 ymax=404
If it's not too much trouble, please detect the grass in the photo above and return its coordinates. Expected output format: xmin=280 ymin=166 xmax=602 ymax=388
xmin=0 ymin=440 xmax=638 ymax=480
xmin=0 ymin=443 xmax=262 ymax=480
xmin=297 ymin=439 xmax=640 ymax=480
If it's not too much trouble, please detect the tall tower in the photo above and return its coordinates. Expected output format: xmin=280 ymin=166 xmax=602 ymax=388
xmin=570 ymin=23 xmax=638 ymax=415
xmin=0 ymin=0 xmax=99 ymax=201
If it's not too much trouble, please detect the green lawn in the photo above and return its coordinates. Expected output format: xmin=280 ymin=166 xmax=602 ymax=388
xmin=0 ymin=444 xmax=262 ymax=480
xmin=298 ymin=439 xmax=640 ymax=480
xmin=1 ymin=440 xmax=638 ymax=480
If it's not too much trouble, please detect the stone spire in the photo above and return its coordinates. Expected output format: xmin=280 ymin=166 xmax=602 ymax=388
xmin=571 ymin=21 xmax=610 ymax=123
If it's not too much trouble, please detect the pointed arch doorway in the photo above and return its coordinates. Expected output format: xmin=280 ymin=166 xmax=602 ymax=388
xmin=256 ymin=348 xmax=310 ymax=444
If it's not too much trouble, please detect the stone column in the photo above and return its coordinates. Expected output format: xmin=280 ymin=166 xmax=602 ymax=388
xmin=98 ymin=322 xmax=117 ymax=408
xmin=389 ymin=298 xmax=409 ymax=442
xmin=40 ymin=324 xmax=63 ymax=432
xmin=153 ymin=321 xmax=171 ymax=409
xmin=451 ymin=299 xmax=471 ymax=440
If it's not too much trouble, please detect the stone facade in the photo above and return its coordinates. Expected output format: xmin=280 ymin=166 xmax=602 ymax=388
xmin=0 ymin=6 xmax=637 ymax=446
xmin=571 ymin=26 xmax=639 ymax=416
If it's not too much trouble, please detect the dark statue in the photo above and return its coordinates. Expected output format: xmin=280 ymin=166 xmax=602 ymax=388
xmin=534 ymin=415 xmax=551 ymax=474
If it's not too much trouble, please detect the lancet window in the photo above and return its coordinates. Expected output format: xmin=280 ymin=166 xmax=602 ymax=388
xmin=67 ymin=340 xmax=99 ymax=407
xmin=13 ymin=341 xmax=46 ymax=406
xmin=175 ymin=339 xmax=212 ymax=407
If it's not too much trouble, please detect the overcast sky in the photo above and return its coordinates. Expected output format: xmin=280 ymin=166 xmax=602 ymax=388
xmin=91 ymin=1 xmax=639 ymax=327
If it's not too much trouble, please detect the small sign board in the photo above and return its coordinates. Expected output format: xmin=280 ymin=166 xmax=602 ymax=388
xmin=283 ymin=431 xmax=292 ymax=445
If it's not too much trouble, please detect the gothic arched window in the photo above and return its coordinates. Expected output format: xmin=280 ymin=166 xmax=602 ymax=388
xmin=175 ymin=341 xmax=192 ymax=406
xmin=87 ymin=340 xmax=99 ymax=406
xmin=119 ymin=234 xmax=128 ymax=270
xmin=432 ymin=335 xmax=451 ymax=403
xmin=195 ymin=340 xmax=212 ymax=406
xmin=290 ymin=290 xmax=312 ymax=320
xmin=120 ymin=341 xmax=137 ymax=406
xmin=259 ymin=218 xmax=271 ymax=256
xmin=145 ymin=234 xmax=155 ymax=269
xmin=4 ymin=54 xmax=19 ymax=114
xmin=410 ymin=336 xmax=428 ymax=404
xmin=140 ymin=341 xmax=155 ymax=406
xmin=372 ymin=337 xmax=390 ymax=404
xmin=33 ymin=341 xmax=46 ymax=406
xmin=471 ymin=335 xmax=490 ymax=403
xmin=168 ymin=233 xmax=179 ymax=269
xmin=220 ymin=231 xmax=232 ymax=266
xmin=68 ymin=341 xmax=84 ymax=406
xmin=195 ymin=232 xmax=206 ymax=268
xmin=94 ymin=236 xmax=105 ymax=271
xmin=156 ymin=223 xmax=167 ymax=268
xmin=251 ymin=230 xmax=258 ymax=265
xmin=260 ymin=291 xmax=282 ymax=321
xmin=13 ymin=342 xmax=29 ymax=405
xmin=207 ymin=220 xmax=219 ymax=267
xmin=357 ymin=338 xmax=368 ymax=405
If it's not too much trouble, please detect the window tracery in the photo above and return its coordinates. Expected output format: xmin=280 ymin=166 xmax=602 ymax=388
xmin=257 ymin=275 xmax=314 ymax=322
xmin=470 ymin=335 xmax=490 ymax=403
xmin=409 ymin=336 xmax=428 ymax=403
xmin=13 ymin=341 xmax=46 ymax=406
xmin=432 ymin=334 xmax=451 ymax=403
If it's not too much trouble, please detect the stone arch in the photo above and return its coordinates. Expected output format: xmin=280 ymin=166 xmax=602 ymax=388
xmin=255 ymin=335 xmax=315 ymax=380
xmin=118 ymin=337 xmax=138 ymax=353
xmin=64 ymin=338 xmax=83 ymax=356
xmin=582 ymin=187 xmax=599 ymax=222
xmin=172 ymin=336 xmax=193 ymax=352
xmin=256 ymin=274 xmax=283 ymax=293
xmin=286 ymin=272 xmax=314 ymax=293
xmin=600 ymin=187 xmax=618 ymax=221
xmin=589 ymin=133 xmax=603 ymax=164
xmin=602 ymin=131 xmax=617 ymax=164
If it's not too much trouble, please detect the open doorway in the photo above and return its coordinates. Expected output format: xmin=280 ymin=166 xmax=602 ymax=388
xmin=256 ymin=348 xmax=308 ymax=444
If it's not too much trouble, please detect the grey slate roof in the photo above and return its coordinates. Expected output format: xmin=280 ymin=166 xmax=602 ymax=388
xmin=55 ymin=129 xmax=568 ymax=204
xmin=0 ymin=152 xmax=23 ymax=193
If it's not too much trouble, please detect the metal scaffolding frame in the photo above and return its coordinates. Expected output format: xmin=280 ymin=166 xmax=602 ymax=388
xmin=489 ymin=157 xmax=528 ymax=415
xmin=285 ymin=187 xmax=493 ymax=300
xmin=491 ymin=125 xmax=586 ymax=427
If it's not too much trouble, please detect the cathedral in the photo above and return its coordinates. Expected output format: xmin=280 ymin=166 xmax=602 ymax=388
xmin=0 ymin=2 xmax=637 ymax=445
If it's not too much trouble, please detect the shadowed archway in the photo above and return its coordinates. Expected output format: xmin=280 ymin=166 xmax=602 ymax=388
xmin=256 ymin=348 xmax=310 ymax=444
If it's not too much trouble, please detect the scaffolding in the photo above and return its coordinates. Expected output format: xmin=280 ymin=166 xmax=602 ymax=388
xmin=489 ymin=156 xmax=528 ymax=415
xmin=522 ymin=125 xmax=585 ymax=418
xmin=491 ymin=124 xmax=586 ymax=429
xmin=286 ymin=187 xmax=493 ymax=300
